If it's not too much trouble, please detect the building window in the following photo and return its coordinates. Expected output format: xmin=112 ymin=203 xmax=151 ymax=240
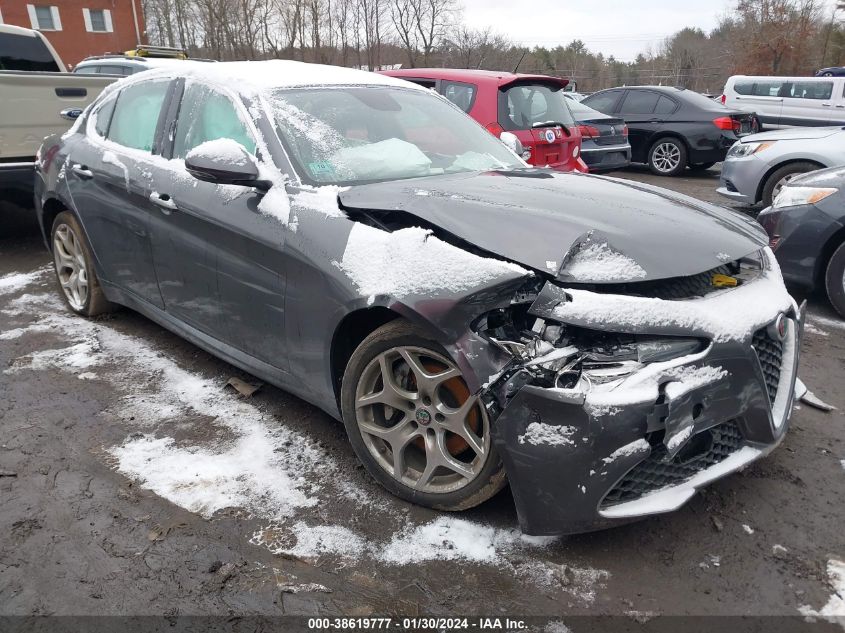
xmin=27 ymin=5 xmax=62 ymax=31
xmin=83 ymin=8 xmax=113 ymax=33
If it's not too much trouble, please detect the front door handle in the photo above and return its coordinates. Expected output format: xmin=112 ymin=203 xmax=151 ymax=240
xmin=822 ymin=102 xmax=832 ymax=107
xmin=149 ymin=192 xmax=178 ymax=213
xmin=71 ymin=164 xmax=93 ymax=179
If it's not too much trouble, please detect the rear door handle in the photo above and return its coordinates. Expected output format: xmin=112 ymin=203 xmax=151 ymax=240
xmin=822 ymin=102 xmax=832 ymax=107
xmin=835 ymin=104 xmax=845 ymax=108
xmin=149 ymin=192 xmax=178 ymax=213
xmin=71 ymin=164 xmax=93 ymax=179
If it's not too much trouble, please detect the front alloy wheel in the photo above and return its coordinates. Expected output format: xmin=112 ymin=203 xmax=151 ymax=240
xmin=341 ymin=320 xmax=506 ymax=510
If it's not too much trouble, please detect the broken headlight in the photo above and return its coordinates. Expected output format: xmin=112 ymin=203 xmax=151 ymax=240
xmin=577 ymin=337 xmax=705 ymax=386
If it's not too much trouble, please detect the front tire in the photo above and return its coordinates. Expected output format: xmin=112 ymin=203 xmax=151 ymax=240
xmin=825 ymin=241 xmax=845 ymax=318
xmin=647 ymin=137 xmax=687 ymax=176
xmin=51 ymin=211 xmax=116 ymax=317
xmin=761 ymin=162 xmax=819 ymax=207
xmin=341 ymin=319 xmax=507 ymax=511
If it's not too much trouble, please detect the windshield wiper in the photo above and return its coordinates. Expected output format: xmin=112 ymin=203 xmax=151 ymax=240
xmin=532 ymin=121 xmax=571 ymax=136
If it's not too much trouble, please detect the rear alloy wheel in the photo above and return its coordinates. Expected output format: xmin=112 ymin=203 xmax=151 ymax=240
xmin=341 ymin=320 xmax=506 ymax=510
xmin=825 ymin=241 xmax=845 ymax=318
xmin=648 ymin=137 xmax=687 ymax=176
xmin=761 ymin=162 xmax=819 ymax=207
xmin=51 ymin=211 xmax=116 ymax=317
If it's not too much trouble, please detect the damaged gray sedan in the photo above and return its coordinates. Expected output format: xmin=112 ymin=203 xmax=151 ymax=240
xmin=34 ymin=61 xmax=804 ymax=535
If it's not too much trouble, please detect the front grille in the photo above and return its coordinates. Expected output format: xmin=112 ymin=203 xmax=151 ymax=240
xmin=600 ymin=421 xmax=744 ymax=508
xmin=752 ymin=327 xmax=783 ymax=406
xmin=603 ymin=265 xmax=733 ymax=300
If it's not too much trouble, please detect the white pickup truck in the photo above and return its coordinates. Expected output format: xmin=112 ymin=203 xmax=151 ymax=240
xmin=0 ymin=24 xmax=116 ymax=204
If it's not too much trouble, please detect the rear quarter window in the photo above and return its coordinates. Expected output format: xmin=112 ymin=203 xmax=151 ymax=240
xmin=733 ymin=81 xmax=754 ymax=95
xmin=0 ymin=31 xmax=60 ymax=71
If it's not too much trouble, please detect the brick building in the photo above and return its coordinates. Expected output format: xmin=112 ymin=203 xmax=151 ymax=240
xmin=0 ymin=1 xmax=145 ymax=67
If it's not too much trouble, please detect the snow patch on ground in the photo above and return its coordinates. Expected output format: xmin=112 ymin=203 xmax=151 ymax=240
xmin=378 ymin=517 xmax=555 ymax=564
xmin=742 ymin=524 xmax=755 ymax=535
xmin=602 ymin=439 xmax=650 ymax=464
xmin=518 ymin=422 xmax=577 ymax=447
xmin=798 ymin=559 xmax=845 ymax=622
xmin=564 ymin=242 xmax=647 ymax=282
xmin=809 ymin=313 xmax=845 ymax=331
xmin=513 ymin=560 xmax=610 ymax=604
xmin=0 ymin=267 xmax=50 ymax=296
xmin=335 ymin=225 xmax=528 ymax=298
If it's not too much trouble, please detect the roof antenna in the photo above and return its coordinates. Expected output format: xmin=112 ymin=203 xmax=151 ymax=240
xmin=513 ymin=48 xmax=527 ymax=74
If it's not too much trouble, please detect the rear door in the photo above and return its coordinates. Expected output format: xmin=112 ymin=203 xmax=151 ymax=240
xmin=616 ymin=89 xmax=666 ymax=162
xmin=150 ymin=79 xmax=289 ymax=368
xmin=65 ymin=78 xmax=173 ymax=308
xmin=498 ymin=81 xmax=579 ymax=170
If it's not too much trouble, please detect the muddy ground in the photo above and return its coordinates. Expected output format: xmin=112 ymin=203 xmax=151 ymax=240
xmin=1 ymin=166 xmax=843 ymax=624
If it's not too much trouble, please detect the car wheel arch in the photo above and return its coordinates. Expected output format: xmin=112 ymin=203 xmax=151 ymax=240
xmin=756 ymin=159 xmax=826 ymax=204
xmin=330 ymin=305 xmax=405 ymax=406
xmin=41 ymin=197 xmax=72 ymax=248
xmin=816 ymin=224 xmax=845 ymax=288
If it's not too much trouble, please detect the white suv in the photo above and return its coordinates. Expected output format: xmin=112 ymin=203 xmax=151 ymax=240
xmin=721 ymin=75 xmax=845 ymax=129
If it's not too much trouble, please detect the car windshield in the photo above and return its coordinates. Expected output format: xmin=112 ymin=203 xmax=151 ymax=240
xmin=269 ymin=86 xmax=523 ymax=185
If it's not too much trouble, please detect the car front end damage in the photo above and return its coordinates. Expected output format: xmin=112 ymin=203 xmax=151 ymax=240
xmin=470 ymin=248 xmax=803 ymax=535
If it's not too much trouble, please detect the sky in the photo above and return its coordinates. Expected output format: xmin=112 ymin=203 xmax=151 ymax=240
xmin=460 ymin=0 xmax=837 ymax=62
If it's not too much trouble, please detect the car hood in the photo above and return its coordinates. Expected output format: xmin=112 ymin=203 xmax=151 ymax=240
xmin=788 ymin=164 xmax=845 ymax=188
xmin=742 ymin=126 xmax=845 ymax=142
xmin=338 ymin=170 xmax=767 ymax=283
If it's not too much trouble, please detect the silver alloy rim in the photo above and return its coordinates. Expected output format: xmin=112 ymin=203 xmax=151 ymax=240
xmin=354 ymin=346 xmax=490 ymax=493
xmin=772 ymin=172 xmax=802 ymax=200
xmin=652 ymin=142 xmax=681 ymax=173
xmin=53 ymin=223 xmax=89 ymax=311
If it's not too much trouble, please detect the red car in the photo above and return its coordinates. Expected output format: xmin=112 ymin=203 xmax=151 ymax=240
xmin=381 ymin=68 xmax=588 ymax=173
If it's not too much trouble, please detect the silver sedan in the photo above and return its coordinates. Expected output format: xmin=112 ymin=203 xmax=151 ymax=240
xmin=717 ymin=127 xmax=845 ymax=207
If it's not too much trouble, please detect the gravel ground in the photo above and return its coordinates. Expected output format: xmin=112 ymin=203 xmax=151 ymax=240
xmin=1 ymin=168 xmax=844 ymax=623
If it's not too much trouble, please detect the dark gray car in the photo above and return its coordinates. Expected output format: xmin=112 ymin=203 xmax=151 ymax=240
xmin=565 ymin=96 xmax=631 ymax=171
xmin=34 ymin=61 xmax=804 ymax=536
xmin=758 ymin=165 xmax=845 ymax=317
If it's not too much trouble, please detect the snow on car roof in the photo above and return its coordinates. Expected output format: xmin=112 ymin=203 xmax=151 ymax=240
xmin=127 ymin=59 xmax=426 ymax=94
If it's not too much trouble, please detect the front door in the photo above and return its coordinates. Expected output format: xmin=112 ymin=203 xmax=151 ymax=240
xmin=65 ymin=79 xmax=172 ymax=308
xmin=149 ymin=80 xmax=289 ymax=369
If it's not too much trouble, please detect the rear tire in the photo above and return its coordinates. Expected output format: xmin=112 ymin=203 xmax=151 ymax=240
xmin=761 ymin=162 xmax=820 ymax=207
xmin=825 ymin=241 xmax=845 ymax=318
xmin=647 ymin=137 xmax=687 ymax=176
xmin=50 ymin=211 xmax=117 ymax=317
xmin=340 ymin=319 xmax=507 ymax=511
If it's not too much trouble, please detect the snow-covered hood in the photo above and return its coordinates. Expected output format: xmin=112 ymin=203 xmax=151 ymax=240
xmin=338 ymin=170 xmax=767 ymax=283
xmin=740 ymin=126 xmax=845 ymax=143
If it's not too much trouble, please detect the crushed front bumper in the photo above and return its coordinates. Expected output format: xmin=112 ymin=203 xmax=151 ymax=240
xmin=491 ymin=304 xmax=804 ymax=536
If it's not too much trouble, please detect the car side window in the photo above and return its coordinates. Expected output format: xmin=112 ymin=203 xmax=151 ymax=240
xmin=75 ymin=65 xmax=99 ymax=74
xmin=788 ymin=81 xmax=833 ymax=100
xmin=107 ymin=80 xmax=170 ymax=152
xmin=92 ymin=93 xmax=118 ymax=138
xmin=734 ymin=81 xmax=753 ymax=95
xmin=582 ymin=91 xmax=620 ymax=114
xmin=621 ymin=90 xmax=660 ymax=114
xmin=753 ymin=81 xmax=786 ymax=97
xmin=173 ymin=82 xmax=257 ymax=159
xmin=440 ymin=81 xmax=477 ymax=113
xmin=654 ymin=95 xmax=677 ymax=114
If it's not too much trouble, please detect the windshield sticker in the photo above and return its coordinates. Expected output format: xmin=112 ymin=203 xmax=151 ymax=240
xmin=308 ymin=161 xmax=336 ymax=178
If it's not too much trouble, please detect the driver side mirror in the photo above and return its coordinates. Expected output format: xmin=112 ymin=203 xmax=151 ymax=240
xmin=184 ymin=139 xmax=271 ymax=190
xmin=499 ymin=132 xmax=529 ymax=161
